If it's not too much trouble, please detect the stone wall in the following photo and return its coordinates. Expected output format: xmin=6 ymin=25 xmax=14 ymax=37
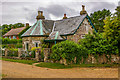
xmin=22 ymin=36 xmax=46 ymax=51
xmin=47 ymin=54 xmax=119 ymax=65
xmin=66 ymin=18 xmax=93 ymax=43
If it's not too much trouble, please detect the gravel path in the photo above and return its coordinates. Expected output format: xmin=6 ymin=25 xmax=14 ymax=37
xmin=2 ymin=60 xmax=118 ymax=78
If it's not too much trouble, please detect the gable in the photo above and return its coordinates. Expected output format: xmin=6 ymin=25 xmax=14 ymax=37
xmin=54 ymin=14 xmax=87 ymax=35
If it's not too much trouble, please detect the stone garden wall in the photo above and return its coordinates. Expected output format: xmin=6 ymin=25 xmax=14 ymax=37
xmin=2 ymin=48 xmax=119 ymax=64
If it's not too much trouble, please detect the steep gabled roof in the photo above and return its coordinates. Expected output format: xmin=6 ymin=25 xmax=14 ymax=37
xmin=54 ymin=14 xmax=87 ymax=35
xmin=21 ymin=20 xmax=54 ymax=37
xmin=3 ymin=27 xmax=26 ymax=36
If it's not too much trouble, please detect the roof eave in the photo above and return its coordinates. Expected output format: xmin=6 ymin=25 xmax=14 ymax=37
xmin=21 ymin=35 xmax=49 ymax=38
xmin=44 ymin=39 xmax=66 ymax=42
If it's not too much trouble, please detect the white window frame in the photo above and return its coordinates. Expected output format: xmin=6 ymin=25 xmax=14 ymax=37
xmin=24 ymin=41 xmax=29 ymax=51
xmin=32 ymin=40 xmax=40 ymax=47
xmin=81 ymin=34 xmax=85 ymax=39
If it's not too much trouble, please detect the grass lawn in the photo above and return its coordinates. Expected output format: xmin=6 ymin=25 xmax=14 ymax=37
xmin=36 ymin=62 xmax=119 ymax=69
xmin=2 ymin=74 xmax=7 ymax=78
xmin=2 ymin=58 xmax=38 ymax=65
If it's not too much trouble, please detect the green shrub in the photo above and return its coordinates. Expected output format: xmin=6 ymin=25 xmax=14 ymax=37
xmin=30 ymin=47 xmax=44 ymax=59
xmin=30 ymin=50 xmax=35 ymax=58
xmin=51 ymin=40 xmax=87 ymax=64
xmin=2 ymin=38 xmax=22 ymax=48
xmin=7 ymin=48 xmax=18 ymax=57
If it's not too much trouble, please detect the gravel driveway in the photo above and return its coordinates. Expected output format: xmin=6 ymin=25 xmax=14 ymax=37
xmin=2 ymin=60 xmax=118 ymax=78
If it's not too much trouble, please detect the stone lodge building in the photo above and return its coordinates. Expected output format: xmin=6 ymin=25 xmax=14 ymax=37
xmin=21 ymin=5 xmax=96 ymax=51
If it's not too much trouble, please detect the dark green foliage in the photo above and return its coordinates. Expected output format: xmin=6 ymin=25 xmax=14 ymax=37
xmin=30 ymin=51 xmax=35 ymax=58
xmin=1 ymin=23 xmax=24 ymax=35
xmin=79 ymin=31 xmax=119 ymax=55
xmin=90 ymin=9 xmax=111 ymax=32
xmin=51 ymin=40 xmax=87 ymax=64
xmin=2 ymin=38 xmax=22 ymax=44
xmin=2 ymin=38 xmax=22 ymax=48
xmin=115 ymin=5 xmax=120 ymax=19
xmin=7 ymin=48 xmax=18 ymax=57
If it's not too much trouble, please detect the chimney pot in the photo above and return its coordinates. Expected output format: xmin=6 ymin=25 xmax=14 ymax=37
xmin=63 ymin=13 xmax=67 ymax=19
xmin=82 ymin=5 xmax=85 ymax=11
xmin=36 ymin=10 xmax=45 ymax=20
xmin=11 ymin=26 xmax=14 ymax=29
xmin=38 ymin=11 xmax=41 ymax=16
xmin=26 ymin=23 xmax=29 ymax=27
xmin=80 ymin=5 xmax=87 ymax=15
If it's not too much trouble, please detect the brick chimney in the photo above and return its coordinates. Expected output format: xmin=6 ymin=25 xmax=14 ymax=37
xmin=11 ymin=26 xmax=14 ymax=29
xmin=80 ymin=5 xmax=87 ymax=15
xmin=26 ymin=23 xmax=29 ymax=27
xmin=63 ymin=13 xmax=67 ymax=19
xmin=36 ymin=11 xmax=45 ymax=20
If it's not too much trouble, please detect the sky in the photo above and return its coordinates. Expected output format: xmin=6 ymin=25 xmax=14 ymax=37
xmin=0 ymin=0 xmax=120 ymax=26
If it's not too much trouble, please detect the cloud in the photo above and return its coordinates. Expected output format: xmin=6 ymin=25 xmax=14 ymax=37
xmin=25 ymin=4 xmax=78 ymax=23
xmin=1 ymin=1 xmax=118 ymax=25
xmin=118 ymin=1 xmax=120 ymax=6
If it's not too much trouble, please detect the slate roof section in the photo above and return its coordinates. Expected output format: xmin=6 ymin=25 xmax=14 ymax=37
xmin=3 ymin=27 xmax=26 ymax=36
xmin=53 ymin=14 xmax=87 ymax=35
xmin=45 ymin=31 xmax=65 ymax=41
xmin=21 ymin=20 xmax=54 ymax=37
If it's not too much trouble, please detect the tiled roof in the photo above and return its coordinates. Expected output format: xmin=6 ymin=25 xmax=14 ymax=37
xmin=21 ymin=20 xmax=54 ymax=37
xmin=3 ymin=27 xmax=26 ymax=36
xmin=22 ymin=14 xmax=87 ymax=38
xmin=53 ymin=14 xmax=87 ymax=35
xmin=45 ymin=31 xmax=64 ymax=41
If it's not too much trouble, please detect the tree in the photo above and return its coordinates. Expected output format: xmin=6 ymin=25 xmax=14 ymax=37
xmin=103 ymin=16 xmax=120 ymax=54
xmin=79 ymin=31 xmax=119 ymax=55
xmin=90 ymin=9 xmax=111 ymax=32
xmin=2 ymin=23 xmax=24 ymax=35
xmin=115 ymin=6 xmax=120 ymax=19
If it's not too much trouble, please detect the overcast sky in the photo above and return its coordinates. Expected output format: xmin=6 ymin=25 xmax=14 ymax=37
xmin=0 ymin=0 xmax=120 ymax=26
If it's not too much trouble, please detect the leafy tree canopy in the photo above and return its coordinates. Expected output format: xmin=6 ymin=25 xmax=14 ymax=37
xmin=1 ymin=23 xmax=25 ymax=35
xmin=90 ymin=9 xmax=111 ymax=32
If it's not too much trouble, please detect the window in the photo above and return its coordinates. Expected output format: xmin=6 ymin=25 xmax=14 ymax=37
xmin=25 ymin=43 xmax=29 ymax=50
xmin=13 ymin=36 xmax=16 ymax=39
xmin=5 ymin=37 xmax=8 ymax=38
xmin=35 ymin=42 xmax=38 ymax=47
xmin=32 ymin=41 xmax=40 ymax=47
xmin=9 ymin=36 xmax=11 ymax=39
xmin=81 ymin=34 xmax=85 ymax=39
